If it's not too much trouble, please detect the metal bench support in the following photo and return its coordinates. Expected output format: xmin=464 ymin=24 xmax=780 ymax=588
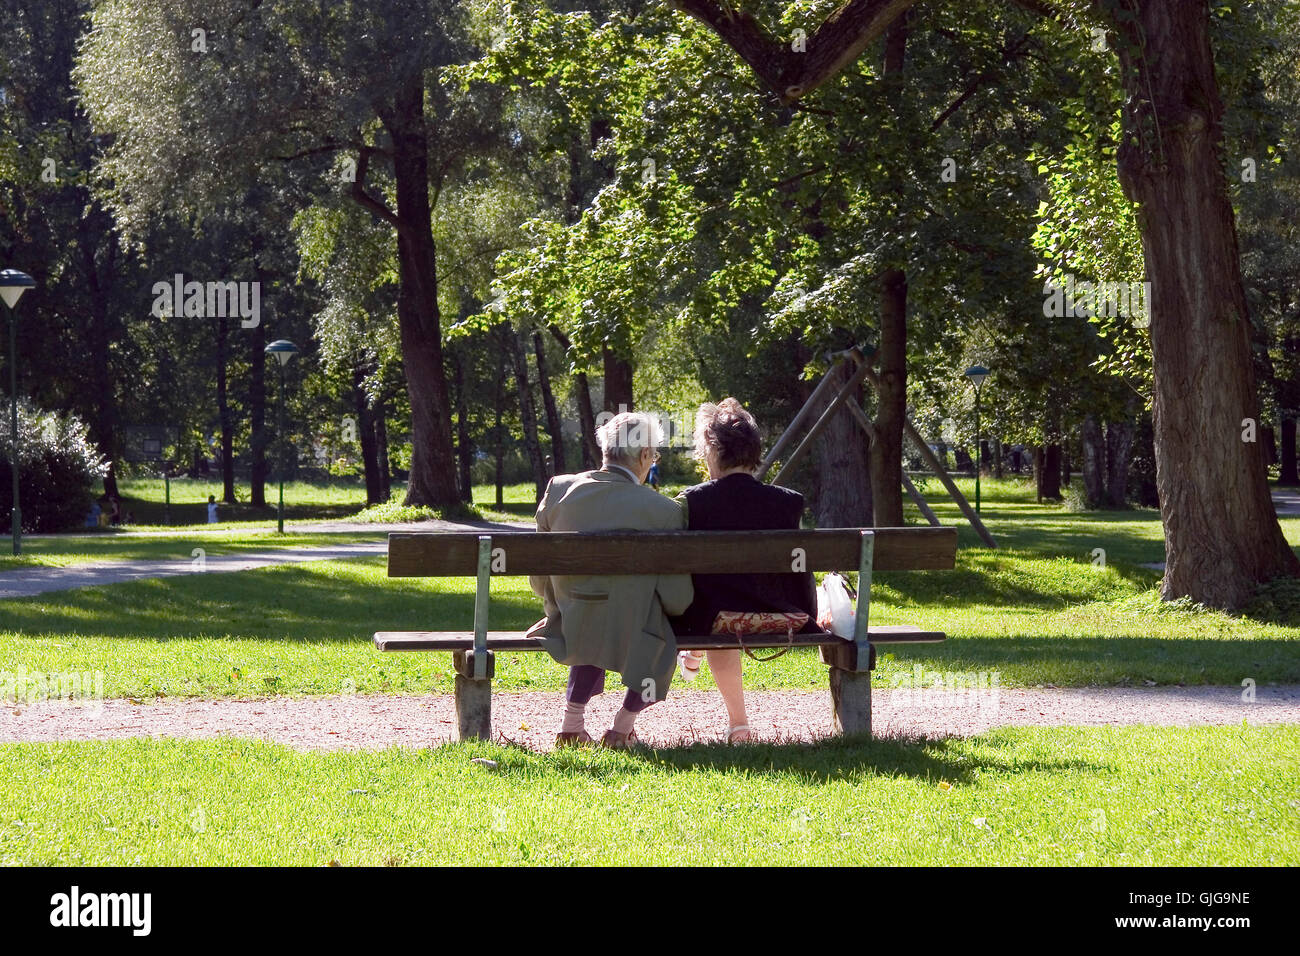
xmin=821 ymin=529 xmax=874 ymax=736
xmin=453 ymin=535 xmax=495 ymax=740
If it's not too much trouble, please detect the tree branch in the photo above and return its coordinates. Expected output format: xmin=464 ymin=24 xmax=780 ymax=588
xmin=672 ymin=0 xmax=918 ymax=102
xmin=349 ymin=146 xmax=404 ymax=235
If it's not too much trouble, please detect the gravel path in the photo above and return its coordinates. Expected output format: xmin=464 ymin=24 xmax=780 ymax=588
xmin=1 ymin=519 xmax=534 ymax=598
xmin=2 ymin=685 xmax=1295 ymax=752
xmin=0 ymin=543 xmax=390 ymax=598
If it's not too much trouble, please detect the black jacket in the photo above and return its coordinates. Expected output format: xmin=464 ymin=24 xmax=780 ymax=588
xmin=668 ymin=472 xmax=819 ymax=635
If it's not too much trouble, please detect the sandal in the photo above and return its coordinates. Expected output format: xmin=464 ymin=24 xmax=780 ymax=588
xmin=727 ymin=725 xmax=752 ymax=744
xmin=600 ymin=728 xmax=641 ymax=750
xmin=678 ymin=650 xmax=705 ymax=682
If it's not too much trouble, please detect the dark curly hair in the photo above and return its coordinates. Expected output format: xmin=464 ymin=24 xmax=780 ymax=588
xmin=693 ymin=397 xmax=762 ymax=472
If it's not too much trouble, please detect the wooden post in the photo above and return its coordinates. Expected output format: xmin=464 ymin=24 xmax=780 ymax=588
xmin=820 ymin=641 xmax=874 ymax=736
xmin=829 ymin=667 xmax=872 ymax=736
xmin=453 ymin=535 xmax=495 ymax=740
xmin=771 ymin=358 xmax=874 ymax=487
xmin=842 ymin=351 xmax=998 ymax=548
xmin=818 ymin=529 xmax=876 ymax=738
xmin=452 ymin=650 xmax=494 ymax=741
xmin=900 ymin=469 xmax=941 ymax=526
xmin=756 ymin=360 xmax=845 ymax=480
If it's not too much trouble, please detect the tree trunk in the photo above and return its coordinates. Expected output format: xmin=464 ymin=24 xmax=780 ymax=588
xmin=1101 ymin=0 xmax=1300 ymax=604
xmin=249 ymin=308 xmax=268 ymax=508
xmin=1105 ymin=418 xmax=1134 ymax=508
xmin=534 ymin=330 xmax=566 ymax=476
xmin=993 ymin=438 xmax=1003 ymax=479
xmin=374 ymin=394 xmax=391 ymax=503
xmin=1082 ymin=415 xmax=1105 ymax=508
xmin=451 ymin=349 xmax=474 ymax=503
xmin=602 ymin=346 xmax=634 ymax=413
xmin=868 ymin=268 xmax=906 ymax=525
xmin=380 ymin=78 xmax=460 ymax=508
xmin=493 ymin=348 xmax=506 ymax=508
xmin=549 ymin=324 xmax=599 ymax=469
xmin=1280 ymin=416 xmax=1299 ymax=486
xmin=353 ymin=366 xmax=381 ymax=506
xmin=216 ymin=314 xmax=235 ymax=505
xmin=79 ymin=227 xmax=119 ymax=499
xmin=1038 ymin=444 xmax=1062 ymax=501
xmin=812 ymin=360 xmax=872 ymax=527
xmin=1060 ymin=446 xmax=1071 ymax=488
xmin=507 ymin=325 xmax=548 ymax=501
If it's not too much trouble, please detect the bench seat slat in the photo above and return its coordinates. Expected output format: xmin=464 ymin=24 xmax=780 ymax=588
xmin=387 ymin=527 xmax=956 ymax=577
xmin=373 ymin=624 xmax=946 ymax=652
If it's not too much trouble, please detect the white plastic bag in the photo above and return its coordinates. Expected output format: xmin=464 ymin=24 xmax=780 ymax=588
xmin=815 ymin=572 xmax=856 ymax=639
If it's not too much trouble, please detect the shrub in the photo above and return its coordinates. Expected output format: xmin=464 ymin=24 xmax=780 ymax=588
xmin=1062 ymin=482 xmax=1091 ymax=512
xmin=0 ymin=403 xmax=108 ymax=533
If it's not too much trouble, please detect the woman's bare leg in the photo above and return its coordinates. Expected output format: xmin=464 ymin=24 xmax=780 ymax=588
xmin=706 ymin=648 xmax=747 ymax=729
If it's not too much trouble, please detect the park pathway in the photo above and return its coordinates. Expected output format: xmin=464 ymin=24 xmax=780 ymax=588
xmin=1 ymin=684 xmax=1295 ymax=752
xmin=0 ymin=519 xmax=531 ymax=599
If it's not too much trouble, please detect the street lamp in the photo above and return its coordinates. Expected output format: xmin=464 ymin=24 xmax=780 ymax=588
xmin=264 ymin=340 xmax=300 ymax=533
xmin=1 ymin=270 xmax=36 ymax=555
xmin=964 ymin=364 xmax=990 ymax=514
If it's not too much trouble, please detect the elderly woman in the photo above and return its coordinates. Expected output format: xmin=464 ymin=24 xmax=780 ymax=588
xmin=669 ymin=398 xmax=818 ymax=743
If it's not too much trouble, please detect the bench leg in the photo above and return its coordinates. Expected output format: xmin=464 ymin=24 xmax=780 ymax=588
xmin=820 ymin=642 xmax=875 ymax=739
xmin=452 ymin=650 xmax=494 ymax=742
xmin=828 ymin=667 xmax=872 ymax=738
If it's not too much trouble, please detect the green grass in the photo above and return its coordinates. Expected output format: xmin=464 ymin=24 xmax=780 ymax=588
xmin=2 ymin=477 xmax=1296 ymax=698
xmin=0 ymin=552 xmax=1295 ymax=699
xmin=114 ymin=478 xmax=376 ymax=526
xmin=0 ymin=725 xmax=1294 ymax=865
xmin=114 ymin=477 xmax=533 ymax=526
xmin=0 ymin=531 xmax=385 ymax=571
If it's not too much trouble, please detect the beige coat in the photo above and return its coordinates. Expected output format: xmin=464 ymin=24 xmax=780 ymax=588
xmin=528 ymin=468 xmax=693 ymax=701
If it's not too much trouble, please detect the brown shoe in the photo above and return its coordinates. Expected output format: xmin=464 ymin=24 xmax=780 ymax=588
xmin=555 ymin=730 xmax=593 ymax=749
xmin=600 ymin=728 xmax=640 ymax=750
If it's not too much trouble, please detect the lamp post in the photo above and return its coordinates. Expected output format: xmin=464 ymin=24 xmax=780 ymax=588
xmin=1 ymin=270 xmax=36 ymax=555
xmin=264 ymin=340 xmax=300 ymax=533
xmin=964 ymin=364 xmax=990 ymax=514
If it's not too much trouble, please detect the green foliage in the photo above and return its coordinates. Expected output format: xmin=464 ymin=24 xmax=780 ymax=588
xmin=0 ymin=403 xmax=108 ymax=532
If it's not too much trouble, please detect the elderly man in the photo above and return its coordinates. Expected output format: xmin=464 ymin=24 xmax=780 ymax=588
xmin=528 ymin=411 xmax=692 ymax=749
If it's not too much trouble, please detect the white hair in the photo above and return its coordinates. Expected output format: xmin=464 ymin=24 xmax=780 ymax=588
xmin=595 ymin=411 xmax=663 ymax=467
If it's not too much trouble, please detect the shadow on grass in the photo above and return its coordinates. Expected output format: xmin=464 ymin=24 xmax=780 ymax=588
xmin=489 ymin=734 xmax=1105 ymax=786
xmin=879 ymin=636 xmax=1300 ymax=683
xmin=120 ymin=497 xmax=364 ymax=527
xmin=0 ymin=563 xmax=542 ymax=642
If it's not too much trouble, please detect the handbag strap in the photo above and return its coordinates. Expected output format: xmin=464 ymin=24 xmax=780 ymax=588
xmin=739 ymin=624 xmax=794 ymax=662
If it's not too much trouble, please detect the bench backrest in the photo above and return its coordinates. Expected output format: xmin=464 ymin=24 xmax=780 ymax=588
xmin=387 ymin=527 xmax=957 ymax=577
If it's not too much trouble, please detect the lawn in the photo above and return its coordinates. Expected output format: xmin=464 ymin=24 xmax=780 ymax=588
xmin=1 ymin=477 xmax=1295 ymax=698
xmin=0 ymin=531 xmax=386 ymax=571
xmin=0 ymin=725 xmax=1294 ymax=865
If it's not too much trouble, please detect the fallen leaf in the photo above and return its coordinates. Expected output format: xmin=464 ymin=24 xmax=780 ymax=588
xmin=938 ymin=781 xmax=952 ymax=792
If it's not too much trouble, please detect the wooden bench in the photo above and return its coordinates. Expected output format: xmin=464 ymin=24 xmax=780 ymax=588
xmin=373 ymin=526 xmax=957 ymax=742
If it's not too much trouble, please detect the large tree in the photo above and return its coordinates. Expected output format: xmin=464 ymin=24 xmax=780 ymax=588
xmin=670 ymin=0 xmax=1299 ymax=606
xmin=75 ymin=0 xmax=505 ymax=507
